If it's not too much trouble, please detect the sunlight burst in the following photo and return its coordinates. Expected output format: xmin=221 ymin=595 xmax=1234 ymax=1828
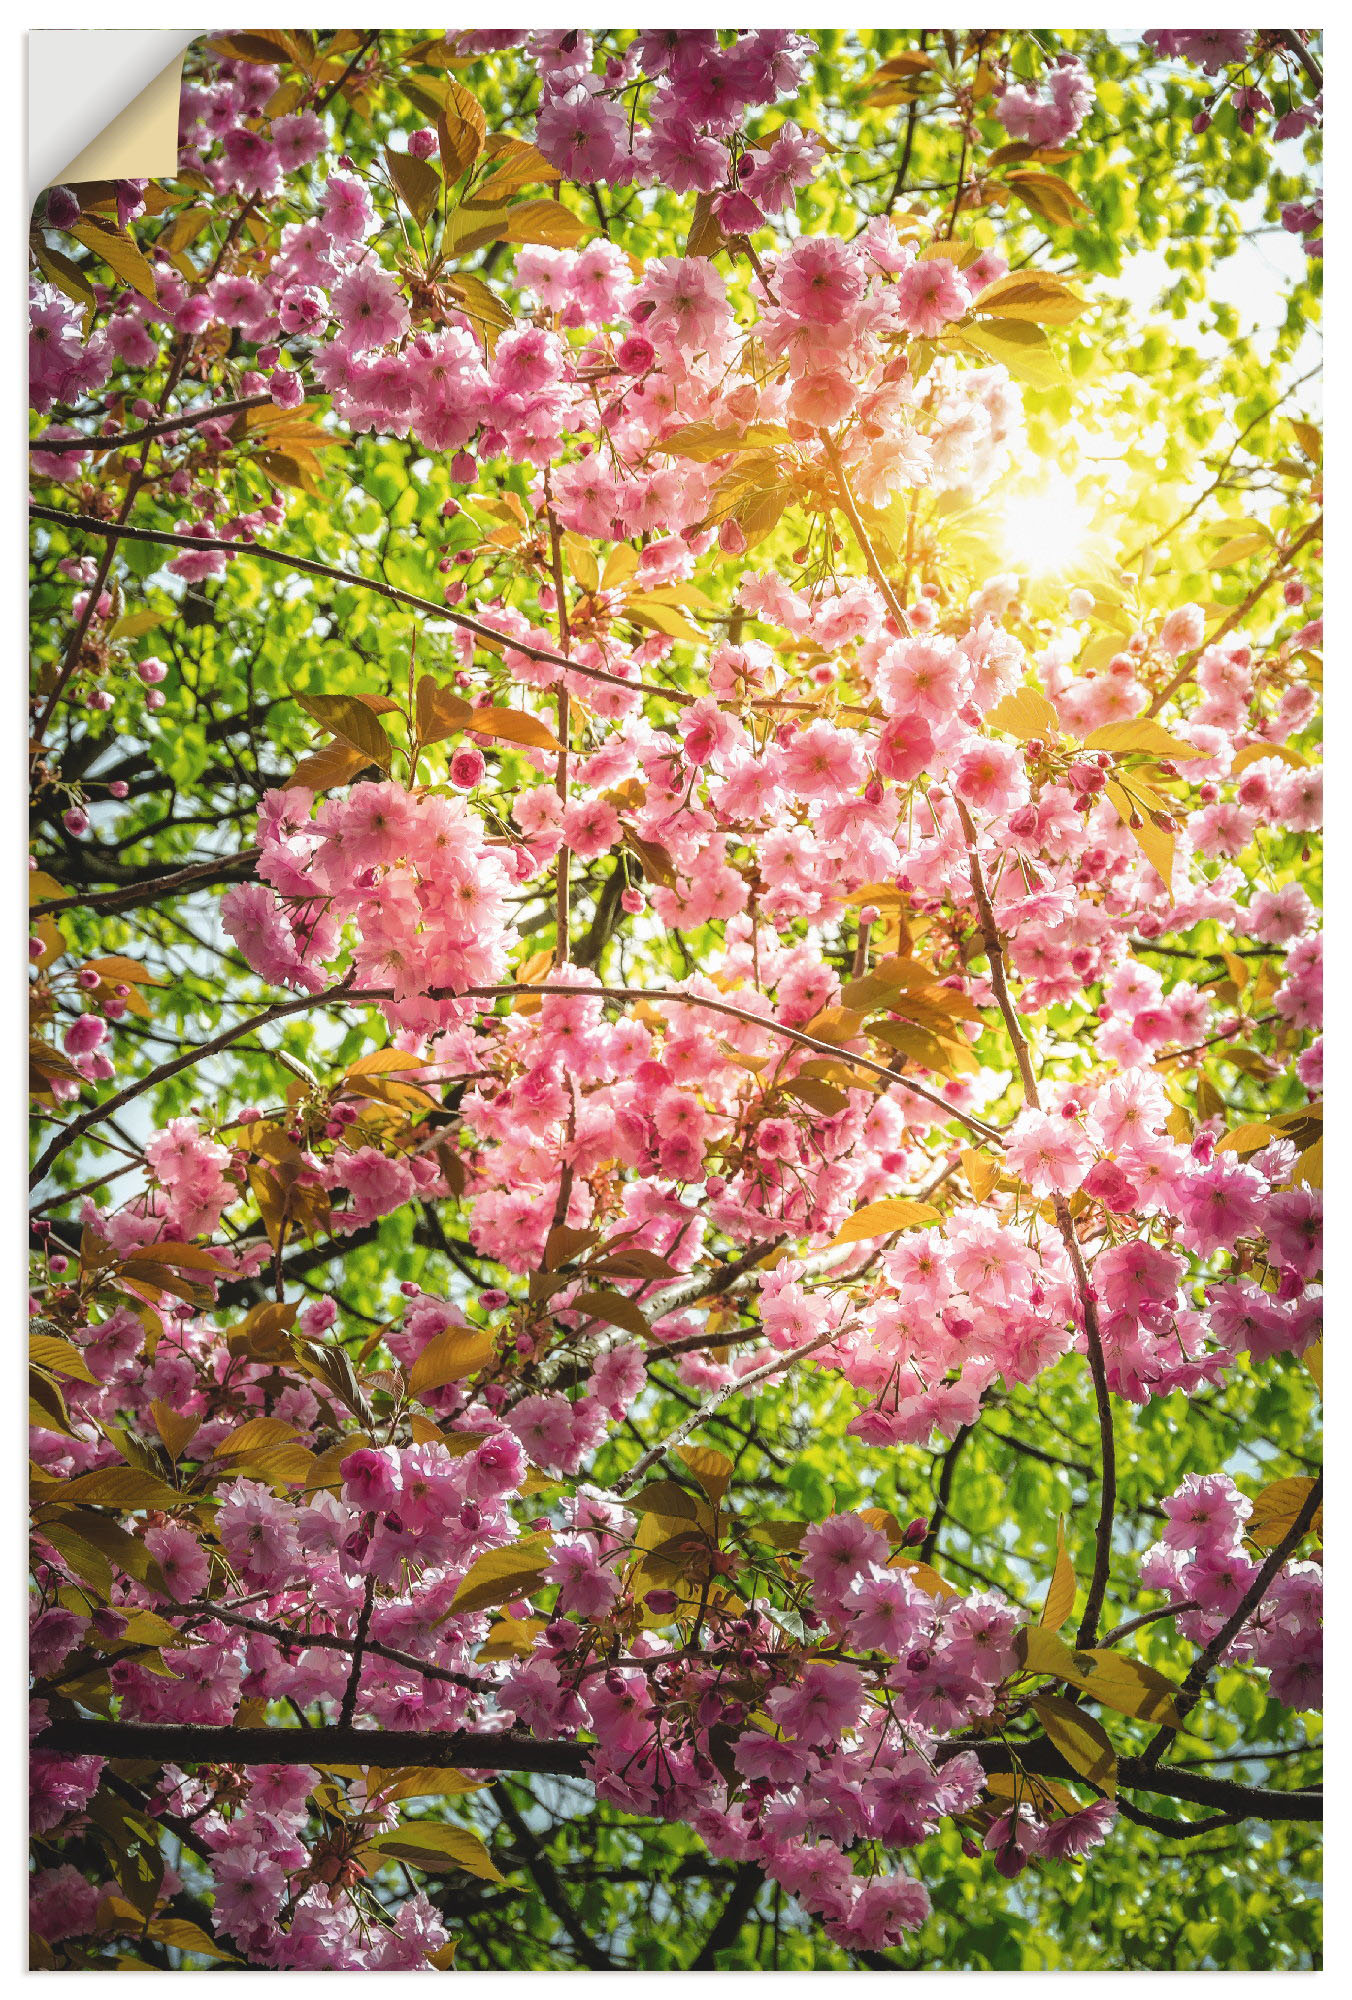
xmin=999 ymin=472 xmax=1095 ymax=577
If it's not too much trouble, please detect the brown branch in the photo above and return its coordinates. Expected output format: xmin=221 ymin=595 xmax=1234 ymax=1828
xmin=29 ymin=394 xmax=273 ymax=458
xmin=613 ymin=1326 xmax=841 ymax=1495
xmin=339 ymin=1574 xmax=377 ymax=1727
xmin=491 ymin=1782 xmax=612 ymax=1968
xmin=316 ymin=28 xmax=380 ymax=112
xmin=953 ymin=798 xmax=1117 ymax=1647
xmin=1277 ymin=29 xmax=1322 ymax=93
xmin=31 ymin=849 xmax=260 ymax=921
xmin=1147 ymin=513 xmax=1322 ymax=718
xmin=30 ymin=987 xmax=347 ymax=1186
xmin=37 ymin=1718 xmax=588 ymax=1775
xmin=691 ymin=1860 xmax=763 ymax=1967
xmin=32 ymin=190 xmax=262 ymax=746
xmin=32 ymin=1720 xmax=1320 ymax=1823
xmin=1139 ymin=1471 xmax=1323 ymax=1770
xmin=180 ymin=1601 xmax=489 ymax=1691
xmin=918 ymin=1422 xmax=972 ymax=1565
xmin=32 ymin=974 xmax=1006 ymax=1184
xmin=29 ymin=505 xmax=691 ymax=710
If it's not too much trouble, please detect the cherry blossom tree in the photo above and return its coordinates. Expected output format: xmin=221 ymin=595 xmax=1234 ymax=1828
xmin=29 ymin=26 xmax=1321 ymax=1971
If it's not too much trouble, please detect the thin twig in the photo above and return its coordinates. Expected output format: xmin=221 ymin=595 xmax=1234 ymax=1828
xmin=29 ymin=506 xmax=692 ymax=710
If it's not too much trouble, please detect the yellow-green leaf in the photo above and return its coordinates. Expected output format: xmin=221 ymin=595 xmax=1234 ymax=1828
xmin=30 ymin=1334 xmax=98 ymax=1384
xmin=69 ymin=219 xmax=158 ymax=301
xmin=1083 ymin=720 xmax=1202 ymax=760
xmin=1065 ymin=1649 xmax=1184 ymax=1728
xmin=295 ymin=693 xmax=393 ymax=771
xmin=469 ymin=705 xmax=563 ymax=754
xmin=987 ymin=684 xmax=1061 ymax=741
xmin=474 ymin=137 xmax=560 ymax=202
xmin=676 ymin=1444 xmax=733 ymax=1510
xmin=972 ymin=271 xmax=1088 ymax=324
xmin=409 ymin=1327 xmax=496 ymax=1399
xmin=386 ymin=147 xmax=441 ymax=229
xmin=1209 ymin=534 xmax=1271 ymax=568
xmin=364 ymin=1820 xmax=503 ymax=1882
xmin=448 ymin=1533 xmax=553 ymax=1616
xmin=1032 ymin=1692 xmax=1117 ymax=1796
xmin=1246 ymin=1476 xmax=1322 ymax=1549
xmin=1039 ymin=1515 xmax=1076 ymax=1629
xmin=1017 ymin=1625 xmax=1080 ymax=1678
xmin=829 ymin=1198 xmax=940 ymax=1247
xmin=51 ymin=1466 xmax=181 ymax=1512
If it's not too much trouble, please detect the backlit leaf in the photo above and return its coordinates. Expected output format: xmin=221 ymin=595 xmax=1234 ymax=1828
xmin=409 ymin=1326 xmax=496 ymax=1398
xmin=1032 ymin=1692 xmax=1118 ymax=1796
xmin=364 ymin=1820 xmax=503 ymax=1882
xmin=448 ymin=1533 xmax=553 ymax=1615
xmin=295 ymin=692 xmax=393 ymax=771
xmin=1039 ymin=1516 xmax=1076 ymax=1630
xmin=829 ymin=1198 xmax=940 ymax=1247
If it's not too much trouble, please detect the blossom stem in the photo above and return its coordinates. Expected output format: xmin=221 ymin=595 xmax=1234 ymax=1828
xmin=545 ymin=479 xmax=572 ymax=964
xmin=818 ymin=432 xmax=912 ymax=636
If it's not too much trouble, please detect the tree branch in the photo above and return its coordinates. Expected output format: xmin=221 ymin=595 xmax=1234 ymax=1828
xmin=491 ymin=1783 xmax=612 ymax=1968
xmin=953 ymin=799 xmax=1117 ymax=1645
xmin=30 ymin=504 xmax=691 ymax=711
xmin=34 ymin=1720 xmax=1320 ymax=1823
xmin=691 ymin=1860 xmax=763 ymax=1968
xmin=1139 ymin=1471 xmax=1323 ymax=1770
xmin=33 ymin=974 xmax=1006 ymax=1185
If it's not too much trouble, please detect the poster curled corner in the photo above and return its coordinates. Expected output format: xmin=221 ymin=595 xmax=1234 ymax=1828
xmin=29 ymin=30 xmax=200 ymax=206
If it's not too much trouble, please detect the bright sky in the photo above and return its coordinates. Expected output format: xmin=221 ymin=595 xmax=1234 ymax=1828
xmin=1108 ymin=190 xmax=1322 ymax=399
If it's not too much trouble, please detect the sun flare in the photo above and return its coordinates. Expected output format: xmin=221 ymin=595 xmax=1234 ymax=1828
xmin=999 ymin=472 xmax=1095 ymax=577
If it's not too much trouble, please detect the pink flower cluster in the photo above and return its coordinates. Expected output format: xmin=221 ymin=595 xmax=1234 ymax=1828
xmin=995 ymin=57 xmax=1095 ymax=147
xmin=532 ymin=28 xmax=814 ymax=222
xmin=1141 ymin=1474 xmax=1322 ymax=1710
xmin=223 ymin=781 xmax=516 ymax=1031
